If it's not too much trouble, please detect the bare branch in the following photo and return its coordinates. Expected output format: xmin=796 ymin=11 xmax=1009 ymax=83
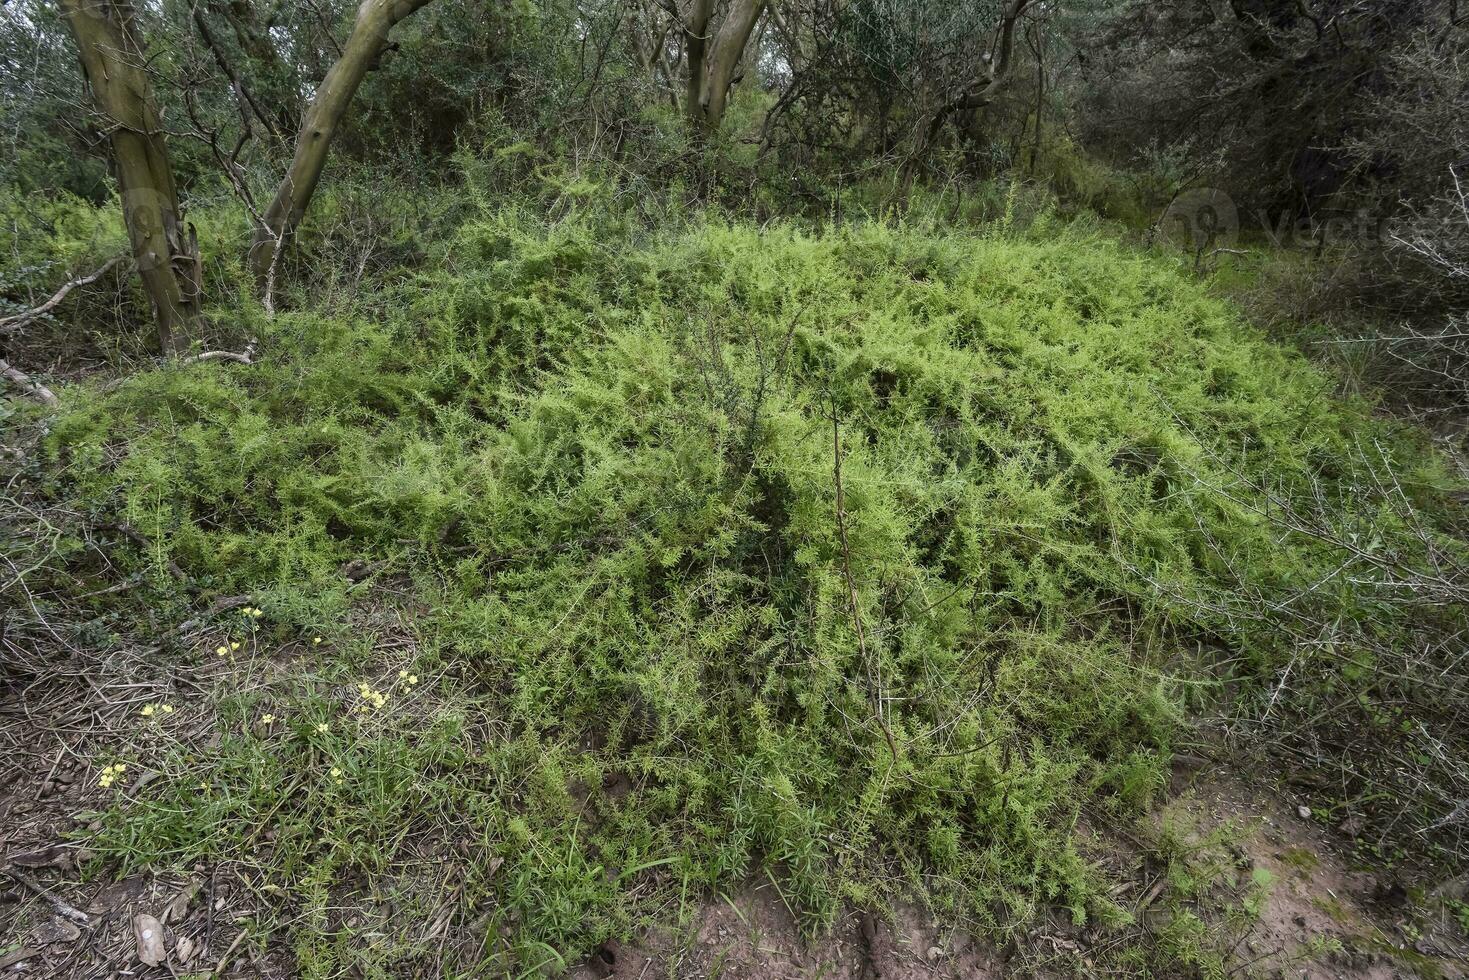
xmin=0 ymin=359 xmax=60 ymax=407
xmin=0 ymin=256 xmax=127 ymax=335
xmin=182 ymin=350 xmax=254 ymax=365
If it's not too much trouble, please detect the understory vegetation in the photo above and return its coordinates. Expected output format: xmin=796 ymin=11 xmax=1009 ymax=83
xmin=4 ymin=0 xmax=1469 ymax=974
xmin=5 ymin=185 xmax=1466 ymax=972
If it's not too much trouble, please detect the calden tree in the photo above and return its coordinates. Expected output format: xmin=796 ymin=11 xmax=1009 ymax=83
xmin=58 ymin=0 xmax=201 ymax=353
xmin=248 ymin=0 xmax=439 ymax=291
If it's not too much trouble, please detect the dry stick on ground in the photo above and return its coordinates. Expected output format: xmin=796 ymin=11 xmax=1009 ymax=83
xmin=2 ymin=868 xmax=90 ymax=925
xmin=181 ymin=334 xmax=259 ymax=367
xmin=830 ymin=408 xmax=899 ymax=760
xmin=0 ymin=255 xmax=126 ymax=335
xmin=182 ymin=349 xmax=254 ymax=365
xmin=174 ymin=594 xmax=255 ymax=636
xmin=0 ymin=359 xmax=60 ymax=407
xmin=212 ymin=928 xmax=248 ymax=977
xmin=0 ymin=255 xmax=131 ymax=407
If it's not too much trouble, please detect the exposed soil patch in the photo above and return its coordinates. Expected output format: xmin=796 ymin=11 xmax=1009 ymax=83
xmin=567 ymin=887 xmax=1004 ymax=980
xmin=1159 ymin=775 xmax=1469 ymax=979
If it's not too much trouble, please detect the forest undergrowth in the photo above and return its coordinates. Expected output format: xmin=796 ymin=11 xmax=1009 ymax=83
xmin=3 ymin=189 xmax=1467 ymax=974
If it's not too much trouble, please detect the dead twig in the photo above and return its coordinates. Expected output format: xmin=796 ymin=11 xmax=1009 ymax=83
xmin=175 ymin=594 xmax=255 ymax=635
xmin=0 ymin=255 xmax=126 ymax=335
xmin=212 ymin=927 xmax=248 ymax=977
xmin=2 ymin=867 xmax=90 ymax=925
xmin=182 ymin=350 xmax=254 ymax=365
xmin=0 ymin=358 xmax=60 ymax=407
xmin=180 ymin=335 xmax=258 ymax=367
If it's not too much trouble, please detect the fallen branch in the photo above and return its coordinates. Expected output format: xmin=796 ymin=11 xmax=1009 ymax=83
xmin=181 ymin=335 xmax=258 ymax=366
xmin=0 ymin=358 xmax=60 ymax=406
xmin=212 ymin=927 xmax=248 ymax=977
xmin=183 ymin=350 xmax=254 ymax=365
xmin=2 ymin=867 xmax=90 ymax=925
xmin=0 ymin=255 xmax=126 ymax=335
xmin=175 ymin=593 xmax=255 ymax=635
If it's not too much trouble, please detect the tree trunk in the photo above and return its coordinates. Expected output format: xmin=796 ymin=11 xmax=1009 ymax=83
xmin=59 ymin=0 xmax=201 ymax=354
xmin=683 ymin=0 xmax=765 ymax=135
xmin=899 ymin=0 xmax=1032 ymax=189
xmin=248 ymin=0 xmax=436 ymax=291
xmin=700 ymin=0 xmax=765 ymax=132
xmin=683 ymin=0 xmax=715 ymax=130
xmin=1025 ymin=22 xmax=1044 ymax=175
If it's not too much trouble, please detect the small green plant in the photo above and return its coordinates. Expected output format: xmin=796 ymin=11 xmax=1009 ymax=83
xmin=1449 ymin=899 xmax=1469 ymax=937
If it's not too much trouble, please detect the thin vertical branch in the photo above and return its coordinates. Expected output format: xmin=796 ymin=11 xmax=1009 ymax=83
xmin=831 ymin=405 xmax=899 ymax=760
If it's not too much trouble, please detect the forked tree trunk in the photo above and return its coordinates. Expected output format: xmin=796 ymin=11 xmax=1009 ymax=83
xmin=683 ymin=0 xmax=715 ymax=130
xmin=59 ymin=0 xmax=201 ymax=354
xmin=248 ymin=0 xmax=437 ymax=291
xmin=683 ymin=0 xmax=766 ymax=135
xmin=900 ymin=0 xmax=1032 ymax=190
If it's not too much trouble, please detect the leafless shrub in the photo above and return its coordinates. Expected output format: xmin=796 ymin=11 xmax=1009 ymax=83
xmin=1142 ymin=428 xmax=1469 ymax=869
xmin=1327 ymin=315 xmax=1469 ymax=419
xmin=1324 ymin=168 xmax=1469 ymax=420
xmin=1392 ymin=169 xmax=1469 ymax=291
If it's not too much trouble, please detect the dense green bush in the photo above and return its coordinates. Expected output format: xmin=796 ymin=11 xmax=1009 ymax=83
xmin=32 ymin=206 xmax=1464 ymax=973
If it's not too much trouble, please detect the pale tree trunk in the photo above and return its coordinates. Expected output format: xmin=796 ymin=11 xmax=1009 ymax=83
xmin=683 ymin=0 xmax=766 ymax=135
xmin=248 ymin=0 xmax=436 ymax=292
xmin=59 ymin=0 xmax=201 ymax=354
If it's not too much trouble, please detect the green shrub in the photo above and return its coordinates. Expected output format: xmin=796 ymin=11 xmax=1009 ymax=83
xmin=38 ymin=207 xmax=1463 ymax=974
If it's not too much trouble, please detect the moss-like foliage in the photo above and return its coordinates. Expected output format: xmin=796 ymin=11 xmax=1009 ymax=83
xmin=45 ymin=212 xmax=1462 ymax=973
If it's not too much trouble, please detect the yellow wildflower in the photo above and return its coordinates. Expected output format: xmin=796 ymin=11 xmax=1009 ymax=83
xmin=316 ymin=722 xmax=330 ymax=734
xmin=262 ymin=714 xmax=276 ymax=725
xmin=140 ymin=704 xmax=155 ymax=717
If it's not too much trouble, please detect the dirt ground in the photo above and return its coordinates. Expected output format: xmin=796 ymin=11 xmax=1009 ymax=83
xmin=1146 ymin=776 xmax=1468 ymax=980
xmin=2 ymin=675 xmax=1467 ymax=978
xmin=559 ymin=773 xmax=1469 ymax=980
xmin=560 ymin=779 xmax=1469 ymax=980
